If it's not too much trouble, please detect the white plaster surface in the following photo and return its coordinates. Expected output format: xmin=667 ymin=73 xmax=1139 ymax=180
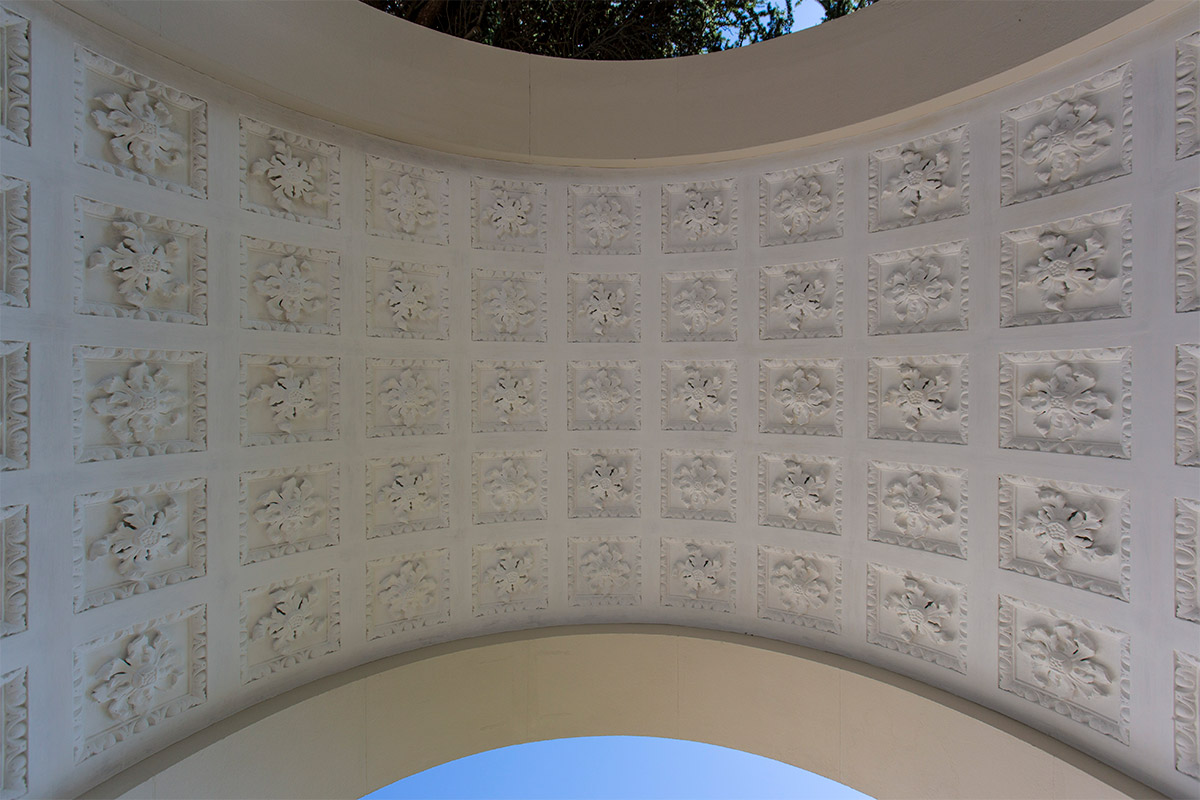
xmin=0 ymin=2 xmax=1197 ymax=799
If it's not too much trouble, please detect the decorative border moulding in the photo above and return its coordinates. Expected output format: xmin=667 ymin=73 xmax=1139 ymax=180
xmin=472 ymin=450 xmax=548 ymax=525
xmin=868 ymin=240 xmax=969 ymax=335
xmin=1177 ymin=345 xmax=1200 ymax=466
xmin=74 ymin=196 xmax=208 ymax=324
xmin=661 ymin=537 xmax=736 ymax=613
xmin=239 ymin=116 xmax=341 ymax=228
xmin=568 ymin=536 xmax=642 ymax=607
xmin=239 ymin=354 xmax=340 ymax=446
xmin=866 ymin=562 xmax=967 ymax=673
xmin=1177 ymin=498 xmax=1200 ymax=623
xmin=74 ymin=47 xmax=208 ymax=198
xmin=760 ymin=159 xmax=844 ymax=246
xmin=240 ymin=236 xmax=341 ymax=334
xmin=758 ymin=260 xmax=844 ymax=340
xmin=1001 ymin=63 xmax=1133 ymax=205
xmin=1 ymin=341 xmax=28 ymax=471
xmin=364 ymin=154 xmax=449 ymax=245
xmin=0 ymin=8 xmax=31 ymax=146
xmin=73 ymin=478 xmax=207 ymax=611
xmin=998 ymin=595 xmax=1130 ymax=744
xmin=2 ymin=666 xmax=28 ymax=800
xmin=998 ymin=473 xmax=1131 ymax=601
xmin=1000 ymin=205 xmax=1132 ymax=327
xmin=662 ymin=269 xmax=737 ymax=342
xmin=1178 ymin=188 xmax=1199 ymax=313
xmin=239 ymin=569 xmax=340 ymax=685
xmin=758 ymin=358 xmax=844 ymax=437
xmin=867 ymin=354 xmax=969 ymax=446
xmin=1 ymin=175 xmax=30 ymax=308
xmin=662 ymin=179 xmax=738 ymax=253
xmin=365 ymin=548 xmax=451 ymax=639
xmin=1177 ymin=31 xmax=1200 ymax=161
xmin=867 ymin=460 xmax=968 ymax=559
xmin=867 ymin=124 xmax=969 ymax=231
xmin=73 ymin=346 xmax=207 ymax=462
xmin=72 ymin=604 xmax=207 ymax=762
xmin=757 ymin=453 xmax=843 ymax=536
xmin=366 ymin=258 xmax=449 ymax=340
xmin=365 ymin=454 xmax=450 ymax=538
xmin=998 ymin=347 xmax=1132 ymax=459
xmin=0 ymin=505 xmax=27 ymax=638
xmin=238 ymin=464 xmax=340 ymax=564
xmin=1176 ymin=651 xmax=1200 ymax=779
xmin=757 ymin=546 xmax=841 ymax=633
xmin=568 ymin=184 xmax=641 ymax=255
xmin=365 ymin=358 xmax=449 ymax=438
xmin=472 ymin=540 xmax=549 ymax=616
xmin=472 ymin=177 xmax=546 ymax=253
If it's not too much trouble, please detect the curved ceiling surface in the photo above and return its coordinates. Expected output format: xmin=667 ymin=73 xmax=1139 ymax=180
xmin=0 ymin=2 xmax=1197 ymax=800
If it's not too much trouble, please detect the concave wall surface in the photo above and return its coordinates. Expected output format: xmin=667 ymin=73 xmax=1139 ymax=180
xmin=0 ymin=1 xmax=1197 ymax=798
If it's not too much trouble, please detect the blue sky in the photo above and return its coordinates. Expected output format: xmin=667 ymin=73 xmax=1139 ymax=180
xmin=363 ymin=736 xmax=872 ymax=800
xmin=790 ymin=0 xmax=827 ymax=32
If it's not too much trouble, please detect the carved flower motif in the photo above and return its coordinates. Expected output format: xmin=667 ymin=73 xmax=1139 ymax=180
xmin=486 ymin=369 xmax=533 ymax=424
xmin=771 ymin=556 xmax=830 ymax=614
xmin=380 ymin=174 xmax=436 ymax=234
xmin=773 ymin=176 xmax=831 ymax=235
xmin=91 ymin=362 xmax=187 ymax=444
xmin=673 ymin=456 xmax=725 ymax=510
xmin=486 ymin=548 xmax=534 ymax=597
xmin=673 ymin=279 xmax=726 ymax=334
xmin=380 ymin=466 xmax=435 ymax=520
xmin=250 ymin=139 xmax=326 ymax=212
xmin=583 ymin=454 xmax=630 ymax=510
xmin=88 ymin=496 xmax=184 ymax=578
xmin=89 ymin=222 xmax=185 ymax=309
xmin=673 ymin=189 xmax=726 ymax=241
xmin=483 ymin=279 xmax=536 ymax=334
xmin=882 ymin=364 xmax=951 ymax=431
xmin=884 ymin=257 xmax=952 ymax=323
xmin=580 ymin=369 xmax=632 ymax=421
xmin=772 ymin=271 xmax=829 ymax=331
xmin=253 ymin=256 xmax=326 ymax=322
xmin=90 ymin=629 xmax=180 ymax=722
xmin=884 ymin=473 xmax=955 ymax=537
xmin=253 ymin=477 xmax=323 ymax=545
xmin=883 ymin=577 xmax=954 ymax=644
xmin=883 ymin=148 xmax=951 ymax=218
xmin=1021 ymin=232 xmax=1110 ymax=312
xmin=578 ymin=196 xmax=630 ymax=248
xmin=579 ymin=281 xmax=628 ymax=337
xmin=379 ymin=560 xmax=437 ymax=619
xmin=674 ymin=544 xmax=723 ymax=598
xmin=772 ymin=459 xmax=828 ymax=519
xmin=91 ymin=90 xmax=185 ymax=173
xmin=484 ymin=189 xmax=534 ymax=240
xmin=1020 ymin=100 xmax=1114 ymax=185
xmin=1018 ymin=622 xmax=1112 ymax=700
xmin=1018 ymin=363 xmax=1113 ymax=438
xmin=773 ymin=368 xmax=832 ymax=425
xmin=252 ymin=586 xmax=324 ymax=654
xmin=484 ymin=459 xmax=538 ymax=512
xmin=1019 ymin=489 xmax=1105 ymax=568
xmin=382 ymin=272 xmax=436 ymax=330
xmin=379 ymin=369 xmax=437 ymax=428
xmin=250 ymin=363 xmax=323 ymax=434
xmin=673 ymin=366 xmax=724 ymax=423
xmin=578 ymin=542 xmax=632 ymax=594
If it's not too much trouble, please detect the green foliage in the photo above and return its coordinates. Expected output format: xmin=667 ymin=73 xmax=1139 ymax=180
xmin=362 ymin=0 xmax=798 ymax=60
xmin=816 ymin=0 xmax=876 ymax=22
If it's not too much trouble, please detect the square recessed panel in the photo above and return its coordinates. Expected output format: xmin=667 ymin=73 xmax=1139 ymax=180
xmin=867 ymin=562 xmax=966 ymax=673
xmin=759 ymin=260 xmax=843 ymax=339
xmin=868 ymin=460 xmax=967 ymax=559
xmin=868 ymin=240 xmax=968 ymax=335
xmin=240 ymin=116 xmax=340 ymax=227
xmin=868 ymin=125 xmax=968 ymax=231
xmin=365 ymin=155 xmax=448 ymax=245
xmin=662 ymin=270 xmax=736 ymax=342
xmin=661 ymin=537 xmax=735 ymax=612
xmin=662 ymin=179 xmax=737 ymax=253
xmin=568 ymin=185 xmax=640 ymax=254
xmin=760 ymin=159 xmax=844 ymax=246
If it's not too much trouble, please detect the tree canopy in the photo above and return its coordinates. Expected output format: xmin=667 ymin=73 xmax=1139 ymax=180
xmin=362 ymin=0 xmax=877 ymax=60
